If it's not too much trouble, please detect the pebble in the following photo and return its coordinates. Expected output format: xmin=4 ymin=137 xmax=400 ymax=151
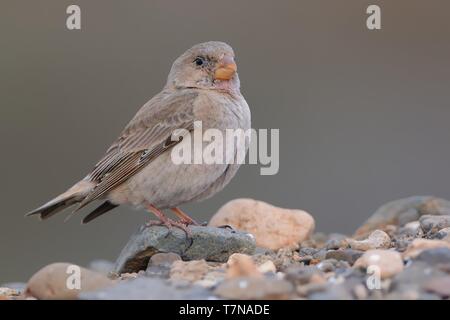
xmin=347 ymin=230 xmax=391 ymax=251
xmin=420 ymin=215 xmax=450 ymax=235
xmin=402 ymin=239 xmax=450 ymax=259
xmin=354 ymin=249 xmax=404 ymax=279
xmin=257 ymin=260 xmax=277 ymax=274
xmin=226 ymin=253 xmax=262 ymax=278
xmin=415 ymin=248 xmax=450 ymax=264
xmin=399 ymin=221 xmax=423 ymax=238
xmin=325 ymin=249 xmax=363 ymax=265
xmin=25 ymin=263 xmax=115 ymax=299
xmin=316 ymin=259 xmax=350 ymax=272
xmin=145 ymin=253 xmax=182 ymax=278
xmin=209 ymin=198 xmax=315 ymax=250
xmin=325 ymin=234 xmax=349 ymax=250
xmin=169 ymin=260 xmax=212 ymax=283
xmin=354 ymin=196 xmax=450 ymax=237
xmin=149 ymin=252 xmax=182 ymax=268
xmin=435 ymin=227 xmax=450 ymax=242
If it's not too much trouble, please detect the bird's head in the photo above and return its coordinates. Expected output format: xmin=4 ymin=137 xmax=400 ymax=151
xmin=166 ymin=41 xmax=240 ymax=93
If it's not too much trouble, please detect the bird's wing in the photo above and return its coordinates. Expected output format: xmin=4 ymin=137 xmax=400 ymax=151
xmin=75 ymin=90 xmax=198 ymax=211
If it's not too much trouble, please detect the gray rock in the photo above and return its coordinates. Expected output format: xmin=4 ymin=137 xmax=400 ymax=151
xmin=312 ymin=248 xmax=328 ymax=261
xmin=354 ymin=196 xmax=450 ymax=237
xmin=435 ymin=227 xmax=450 ymax=241
xmin=315 ymin=260 xmax=336 ymax=272
xmin=423 ymin=276 xmax=450 ymax=297
xmin=149 ymin=252 xmax=182 ymax=268
xmin=145 ymin=253 xmax=181 ymax=278
xmin=114 ymin=225 xmax=255 ymax=274
xmin=316 ymin=259 xmax=350 ymax=272
xmin=81 ymin=277 xmax=212 ymax=300
xmin=390 ymin=261 xmax=447 ymax=294
xmin=325 ymin=234 xmax=349 ymax=250
xmin=299 ymin=247 xmax=318 ymax=256
xmin=415 ymin=248 xmax=450 ymax=264
xmin=325 ymin=249 xmax=363 ymax=265
xmin=420 ymin=215 xmax=450 ymax=235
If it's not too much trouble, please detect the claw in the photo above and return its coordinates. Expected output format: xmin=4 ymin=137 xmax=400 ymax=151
xmin=144 ymin=203 xmax=194 ymax=244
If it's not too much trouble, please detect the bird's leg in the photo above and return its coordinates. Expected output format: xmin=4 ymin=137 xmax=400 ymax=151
xmin=171 ymin=207 xmax=200 ymax=226
xmin=145 ymin=203 xmax=192 ymax=238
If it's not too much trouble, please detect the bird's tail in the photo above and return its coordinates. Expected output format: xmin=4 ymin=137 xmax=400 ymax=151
xmin=26 ymin=180 xmax=94 ymax=220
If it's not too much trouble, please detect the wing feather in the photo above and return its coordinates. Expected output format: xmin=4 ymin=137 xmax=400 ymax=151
xmin=76 ymin=91 xmax=198 ymax=210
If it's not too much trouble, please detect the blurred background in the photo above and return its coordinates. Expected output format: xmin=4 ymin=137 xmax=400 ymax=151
xmin=1 ymin=0 xmax=449 ymax=282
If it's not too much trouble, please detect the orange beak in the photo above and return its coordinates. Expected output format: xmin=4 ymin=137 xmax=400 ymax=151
xmin=214 ymin=56 xmax=237 ymax=81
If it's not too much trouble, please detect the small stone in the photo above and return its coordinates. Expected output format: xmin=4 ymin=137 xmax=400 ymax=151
xmin=354 ymin=250 xmax=404 ymax=279
xmin=326 ymin=249 xmax=363 ymax=265
xmin=145 ymin=253 xmax=182 ymax=278
xmin=316 ymin=259 xmax=350 ymax=272
xmin=209 ymin=198 xmax=315 ymax=250
xmin=435 ymin=227 xmax=450 ymax=242
xmin=226 ymin=253 xmax=261 ymax=278
xmin=269 ymin=248 xmax=301 ymax=271
xmin=149 ymin=253 xmax=181 ymax=268
xmin=354 ymin=196 xmax=450 ymax=238
xmin=415 ymin=248 xmax=450 ymax=264
xmin=169 ymin=260 xmax=211 ymax=283
xmin=402 ymin=239 xmax=450 ymax=259
xmin=316 ymin=260 xmax=336 ymax=273
xmin=312 ymin=248 xmax=328 ymax=261
xmin=25 ymin=263 xmax=115 ymax=299
xmin=214 ymin=277 xmax=294 ymax=299
xmin=402 ymin=221 xmax=423 ymax=236
xmin=420 ymin=215 xmax=450 ymax=235
xmin=348 ymin=230 xmax=391 ymax=251
xmin=257 ymin=260 xmax=277 ymax=274
xmin=423 ymin=276 xmax=450 ymax=297
xmin=299 ymin=247 xmax=318 ymax=256
xmin=114 ymin=225 xmax=255 ymax=274
xmin=119 ymin=272 xmax=139 ymax=280
xmin=325 ymin=234 xmax=349 ymax=250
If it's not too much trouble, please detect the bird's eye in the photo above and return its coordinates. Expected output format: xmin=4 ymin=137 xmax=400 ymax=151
xmin=193 ymin=57 xmax=205 ymax=66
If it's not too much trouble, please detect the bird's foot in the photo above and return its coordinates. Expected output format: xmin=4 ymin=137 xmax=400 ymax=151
xmin=145 ymin=218 xmax=193 ymax=241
